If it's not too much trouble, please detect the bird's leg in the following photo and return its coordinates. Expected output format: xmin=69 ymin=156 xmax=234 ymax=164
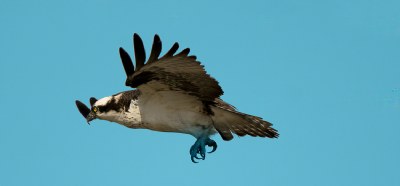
xmin=189 ymin=136 xmax=218 ymax=163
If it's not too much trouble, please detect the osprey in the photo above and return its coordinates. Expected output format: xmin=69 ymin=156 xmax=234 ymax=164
xmin=75 ymin=34 xmax=278 ymax=163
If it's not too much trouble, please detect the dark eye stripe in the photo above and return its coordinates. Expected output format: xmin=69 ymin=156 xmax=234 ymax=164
xmin=93 ymin=90 xmax=140 ymax=113
xmin=97 ymin=105 xmax=106 ymax=112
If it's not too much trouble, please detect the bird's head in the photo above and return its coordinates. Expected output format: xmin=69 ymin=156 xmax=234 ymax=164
xmin=76 ymin=91 xmax=142 ymax=127
xmin=75 ymin=96 xmax=115 ymax=124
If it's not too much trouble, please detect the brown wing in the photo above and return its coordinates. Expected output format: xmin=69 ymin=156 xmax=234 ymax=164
xmin=119 ymin=34 xmax=223 ymax=102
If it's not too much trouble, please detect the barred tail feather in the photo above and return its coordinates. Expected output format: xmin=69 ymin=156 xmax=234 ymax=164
xmin=211 ymin=101 xmax=279 ymax=141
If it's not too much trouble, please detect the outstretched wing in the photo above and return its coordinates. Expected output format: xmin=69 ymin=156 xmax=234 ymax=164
xmin=119 ymin=34 xmax=223 ymax=102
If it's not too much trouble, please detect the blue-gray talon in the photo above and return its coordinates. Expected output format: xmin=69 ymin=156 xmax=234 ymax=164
xmin=194 ymin=155 xmax=202 ymax=160
xmin=206 ymin=139 xmax=217 ymax=153
xmin=191 ymin=157 xmax=198 ymax=163
xmin=208 ymin=145 xmax=217 ymax=153
xmin=189 ymin=137 xmax=218 ymax=163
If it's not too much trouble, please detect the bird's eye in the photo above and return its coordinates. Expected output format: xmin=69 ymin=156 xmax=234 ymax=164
xmin=93 ymin=106 xmax=98 ymax=113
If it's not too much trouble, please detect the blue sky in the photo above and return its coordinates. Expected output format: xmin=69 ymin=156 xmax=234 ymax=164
xmin=1 ymin=0 xmax=399 ymax=185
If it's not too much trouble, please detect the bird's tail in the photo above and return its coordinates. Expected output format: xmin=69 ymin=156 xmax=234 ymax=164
xmin=210 ymin=100 xmax=279 ymax=141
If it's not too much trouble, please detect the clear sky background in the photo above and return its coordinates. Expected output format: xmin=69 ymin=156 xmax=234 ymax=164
xmin=1 ymin=0 xmax=399 ymax=185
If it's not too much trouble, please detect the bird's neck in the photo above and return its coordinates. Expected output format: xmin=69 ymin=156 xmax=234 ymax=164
xmin=100 ymin=99 xmax=143 ymax=128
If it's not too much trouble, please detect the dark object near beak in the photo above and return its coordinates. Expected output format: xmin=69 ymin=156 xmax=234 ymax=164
xmin=89 ymin=97 xmax=98 ymax=107
xmin=86 ymin=112 xmax=96 ymax=124
xmin=75 ymin=100 xmax=95 ymax=124
xmin=76 ymin=100 xmax=90 ymax=118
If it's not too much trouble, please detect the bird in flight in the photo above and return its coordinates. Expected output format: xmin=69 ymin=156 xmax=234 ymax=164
xmin=75 ymin=34 xmax=279 ymax=163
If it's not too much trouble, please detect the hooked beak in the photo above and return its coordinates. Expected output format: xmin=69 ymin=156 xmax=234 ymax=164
xmin=86 ymin=112 xmax=96 ymax=124
xmin=75 ymin=100 xmax=96 ymax=125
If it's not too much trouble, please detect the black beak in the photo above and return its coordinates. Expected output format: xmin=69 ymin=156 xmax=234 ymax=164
xmin=75 ymin=100 xmax=96 ymax=125
xmin=86 ymin=112 xmax=96 ymax=124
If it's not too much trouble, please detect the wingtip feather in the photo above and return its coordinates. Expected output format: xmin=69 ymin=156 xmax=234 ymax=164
xmin=119 ymin=47 xmax=135 ymax=77
xmin=133 ymin=33 xmax=146 ymax=70
xmin=147 ymin=34 xmax=162 ymax=63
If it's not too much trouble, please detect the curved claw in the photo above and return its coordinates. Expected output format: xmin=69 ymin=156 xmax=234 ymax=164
xmin=194 ymin=155 xmax=202 ymax=160
xmin=189 ymin=137 xmax=218 ymax=163
xmin=190 ymin=144 xmax=202 ymax=160
xmin=208 ymin=143 xmax=217 ymax=154
xmin=200 ymin=152 xmax=206 ymax=160
xmin=200 ymin=145 xmax=206 ymax=160
xmin=191 ymin=156 xmax=198 ymax=163
xmin=206 ymin=139 xmax=218 ymax=153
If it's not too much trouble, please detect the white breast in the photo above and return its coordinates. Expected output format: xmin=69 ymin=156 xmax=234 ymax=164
xmin=138 ymin=91 xmax=216 ymax=138
xmin=123 ymin=99 xmax=142 ymax=125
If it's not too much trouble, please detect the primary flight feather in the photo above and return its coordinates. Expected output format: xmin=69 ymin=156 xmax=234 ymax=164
xmin=76 ymin=34 xmax=278 ymax=163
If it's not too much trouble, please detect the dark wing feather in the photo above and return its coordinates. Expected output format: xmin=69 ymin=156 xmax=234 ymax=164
xmin=160 ymin=42 xmax=179 ymax=59
xmin=119 ymin=34 xmax=223 ymax=102
xmin=176 ymin=48 xmax=190 ymax=56
xmin=119 ymin=48 xmax=135 ymax=77
xmin=147 ymin=35 xmax=162 ymax=63
xmin=133 ymin=33 xmax=146 ymax=70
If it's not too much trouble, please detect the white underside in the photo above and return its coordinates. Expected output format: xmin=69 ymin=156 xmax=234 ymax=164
xmin=97 ymin=91 xmax=217 ymax=138
xmin=138 ymin=91 xmax=216 ymax=138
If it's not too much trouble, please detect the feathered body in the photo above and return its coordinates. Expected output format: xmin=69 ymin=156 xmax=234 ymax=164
xmin=95 ymin=90 xmax=216 ymax=138
xmin=75 ymin=34 xmax=278 ymax=162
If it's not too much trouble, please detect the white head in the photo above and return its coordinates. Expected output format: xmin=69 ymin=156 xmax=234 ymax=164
xmin=76 ymin=91 xmax=142 ymax=127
